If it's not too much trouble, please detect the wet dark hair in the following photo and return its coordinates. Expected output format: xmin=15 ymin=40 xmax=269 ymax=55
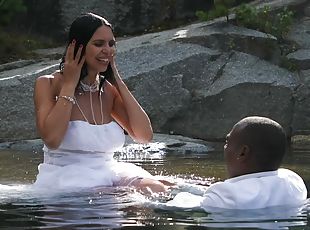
xmin=59 ymin=12 xmax=115 ymax=91
xmin=237 ymin=117 xmax=286 ymax=171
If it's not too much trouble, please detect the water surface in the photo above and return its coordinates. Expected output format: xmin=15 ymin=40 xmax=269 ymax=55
xmin=0 ymin=146 xmax=309 ymax=229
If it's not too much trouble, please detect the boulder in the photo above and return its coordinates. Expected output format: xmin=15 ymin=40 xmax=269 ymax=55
xmin=287 ymin=17 xmax=310 ymax=49
xmin=20 ymin=0 xmax=211 ymax=41
xmin=287 ymin=49 xmax=310 ymax=70
xmin=174 ymin=22 xmax=281 ymax=64
xmin=0 ymin=61 xmax=58 ymax=142
xmin=292 ymin=69 xmax=310 ymax=134
xmin=130 ymin=51 xmax=298 ymax=140
xmin=0 ymin=133 xmax=218 ymax=155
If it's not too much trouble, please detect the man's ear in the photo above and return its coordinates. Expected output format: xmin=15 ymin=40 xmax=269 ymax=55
xmin=237 ymin=145 xmax=250 ymax=161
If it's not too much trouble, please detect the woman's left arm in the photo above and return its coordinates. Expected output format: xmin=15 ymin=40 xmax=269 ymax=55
xmin=110 ymin=60 xmax=153 ymax=143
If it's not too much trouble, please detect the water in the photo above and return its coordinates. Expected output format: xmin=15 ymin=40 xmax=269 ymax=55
xmin=0 ymin=146 xmax=309 ymax=229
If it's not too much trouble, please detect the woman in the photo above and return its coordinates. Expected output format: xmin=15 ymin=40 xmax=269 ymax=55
xmin=33 ymin=13 xmax=168 ymax=193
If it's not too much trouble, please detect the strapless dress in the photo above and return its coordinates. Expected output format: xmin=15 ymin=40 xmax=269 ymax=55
xmin=34 ymin=120 xmax=153 ymax=190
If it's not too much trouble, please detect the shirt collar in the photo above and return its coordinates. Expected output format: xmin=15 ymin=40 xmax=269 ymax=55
xmin=225 ymin=170 xmax=278 ymax=183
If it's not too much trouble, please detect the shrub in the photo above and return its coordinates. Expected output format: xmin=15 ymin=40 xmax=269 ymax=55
xmin=196 ymin=0 xmax=236 ymax=22
xmin=0 ymin=0 xmax=27 ymax=26
xmin=196 ymin=2 xmax=294 ymax=41
xmin=235 ymin=4 xmax=294 ymax=40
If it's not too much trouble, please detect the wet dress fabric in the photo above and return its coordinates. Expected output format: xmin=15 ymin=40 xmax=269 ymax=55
xmin=34 ymin=120 xmax=153 ymax=190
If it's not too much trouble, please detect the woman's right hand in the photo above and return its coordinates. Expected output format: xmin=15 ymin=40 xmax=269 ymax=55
xmin=62 ymin=40 xmax=85 ymax=88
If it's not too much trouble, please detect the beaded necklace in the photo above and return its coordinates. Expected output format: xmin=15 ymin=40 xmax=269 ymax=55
xmin=75 ymin=76 xmax=104 ymax=125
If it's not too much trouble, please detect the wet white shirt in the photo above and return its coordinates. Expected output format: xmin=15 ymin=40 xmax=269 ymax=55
xmin=167 ymin=168 xmax=308 ymax=210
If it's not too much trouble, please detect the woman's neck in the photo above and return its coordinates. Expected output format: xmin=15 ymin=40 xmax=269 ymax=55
xmin=83 ymin=72 xmax=99 ymax=85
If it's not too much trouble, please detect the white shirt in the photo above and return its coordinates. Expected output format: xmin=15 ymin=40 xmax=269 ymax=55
xmin=166 ymin=168 xmax=307 ymax=211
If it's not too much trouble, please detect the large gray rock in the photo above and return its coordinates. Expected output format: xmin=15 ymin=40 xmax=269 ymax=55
xmin=0 ymin=133 xmax=218 ymax=155
xmin=34 ymin=0 xmax=212 ymax=39
xmin=174 ymin=22 xmax=281 ymax=64
xmin=287 ymin=49 xmax=310 ymax=70
xmin=126 ymin=51 xmax=297 ymax=140
xmin=305 ymin=4 xmax=310 ymax=17
xmin=287 ymin=17 xmax=310 ymax=49
xmin=0 ymin=60 xmax=37 ymax=72
xmin=117 ymin=42 xmax=219 ymax=131
xmin=0 ymin=61 xmax=58 ymax=142
xmin=292 ymin=70 xmax=310 ymax=133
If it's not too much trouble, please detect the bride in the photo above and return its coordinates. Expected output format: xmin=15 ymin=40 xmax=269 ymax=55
xmin=33 ymin=12 xmax=169 ymax=193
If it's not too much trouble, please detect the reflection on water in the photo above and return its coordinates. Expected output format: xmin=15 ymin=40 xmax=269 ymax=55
xmin=0 ymin=147 xmax=309 ymax=229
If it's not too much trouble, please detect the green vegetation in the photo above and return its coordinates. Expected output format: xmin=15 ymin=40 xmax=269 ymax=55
xmin=235 ymin=4 xmax=294 ymax=40
xmin=196 ymin=2 xmax=294 ymax=41
xmin=0 ymin=0 xmax=57 ymax=64
xmin=196 ymin=0 xmax=236 ymax=22
xmin=235 ymin=4 xmax=295 ymax=70
xmin=196 ymin=2 xmax=296 ymax=71
xmin=0 ymin=0 xmax=26 ymax=26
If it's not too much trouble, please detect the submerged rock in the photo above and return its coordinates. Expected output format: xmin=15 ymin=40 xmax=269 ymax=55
xmin=0 ymin=133 xmax=218 ymax=156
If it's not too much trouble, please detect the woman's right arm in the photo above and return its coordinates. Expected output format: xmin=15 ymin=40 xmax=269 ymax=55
xmin=34 ymin=41 xmax=85 ymax=149
xmin=34 ymin=76 xmax=76 ymax=149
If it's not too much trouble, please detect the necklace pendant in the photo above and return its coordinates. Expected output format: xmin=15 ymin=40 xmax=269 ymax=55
xmin=79 ymin=76 xmax=100 ymax=93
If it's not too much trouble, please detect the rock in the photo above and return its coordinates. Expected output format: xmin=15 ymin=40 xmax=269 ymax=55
xmin=0 ymin=133 xmax=217 ymax=156
xmin=287 ymin=49 xmax=310 ymax=70
xmin=119 ymin=133 xmax=216 ymax=157
xmin=0 ymin=61 xmax=58 ymax=142
xmin=33 ymin=47 xmax=65 ymax=60
xmin=287 ymin=17 xmax=310 ymax=49
xmin=300 ymin=69 xmax=310 ymax=86
xmin=159 ymin=52 xmax=297 ymax=140
xmin=292 ymin=70 xmax=310 ymax=134
xmin=305 ymin=4 xmax=310 ymax=17
xmin=291 ymin=135 xmax=310 ymax=150
xmin=116 ymin=41 xmax=220 ymax=79
xmin=174 ymin=22 xmax=281 ymax=64
xmin=0 ymin=139 xmax=44 ymax=153
xmin=0 ymin=60 xmax=37 ymax=72
xmin=56 ymin=0 xmax=212 ymax=38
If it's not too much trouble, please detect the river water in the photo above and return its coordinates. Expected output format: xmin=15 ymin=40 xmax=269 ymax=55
xmin=0 ymin=145 xmax=309 ymax=229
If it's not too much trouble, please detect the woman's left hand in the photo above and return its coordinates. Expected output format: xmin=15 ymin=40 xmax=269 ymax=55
xmin=109 ymin=47 xmax=118 ymax=72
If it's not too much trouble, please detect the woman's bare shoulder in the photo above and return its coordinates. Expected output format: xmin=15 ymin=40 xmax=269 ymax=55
xmin=35 ymin=72 xmax=64 ymax=97
xmin=35 ymin=72 xmax=62 ymax=87
xmin=36 ymin=71 xmax=62 ymax=81
xmin=104 ymin=80 xmax=117 ymax=94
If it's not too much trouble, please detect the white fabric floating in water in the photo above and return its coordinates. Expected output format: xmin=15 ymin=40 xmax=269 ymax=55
xmin=34 ymin=121 xmax=154 ymax=191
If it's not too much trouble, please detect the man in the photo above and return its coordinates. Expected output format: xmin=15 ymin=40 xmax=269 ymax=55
xmin=166 ymin=116 xmax=307 ymax=210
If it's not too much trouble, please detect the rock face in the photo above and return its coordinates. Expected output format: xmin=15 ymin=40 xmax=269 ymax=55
xmin=26 ymin=0 xmax=211 ymax=40
xmin=0 ymin=0 xmax=309 ymax=142
xmin=287 ymin=49 xmax=310 ymax=70
xmin=125 ymin=50 xmax=297 ymax=140
xmin=0 ymin=60 xmax=58 ymax=142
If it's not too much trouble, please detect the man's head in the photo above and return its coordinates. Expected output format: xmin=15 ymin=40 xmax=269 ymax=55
xmin=224 ymin=116 xmax=287 ymax=178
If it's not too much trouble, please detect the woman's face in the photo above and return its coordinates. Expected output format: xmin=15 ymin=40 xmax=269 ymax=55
xmin=85 ymin=25 xmax=115 ymax=73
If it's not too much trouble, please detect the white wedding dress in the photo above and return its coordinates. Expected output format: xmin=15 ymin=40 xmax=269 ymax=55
xmin=34 ymin=120 xmax=153 ymax=190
